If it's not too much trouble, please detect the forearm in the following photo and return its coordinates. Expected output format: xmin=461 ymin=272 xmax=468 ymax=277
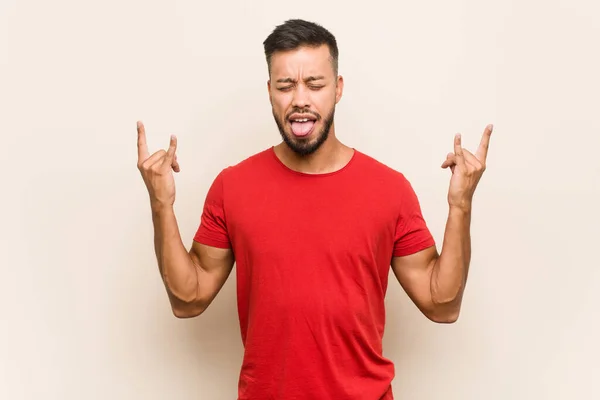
xmin=152 ymin=205 xmax=199 ymax=304
xmin=431 ymin=206 xmax=472 ymax=308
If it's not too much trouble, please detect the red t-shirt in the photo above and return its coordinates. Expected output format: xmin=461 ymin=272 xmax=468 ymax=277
xmin=194 ymin=147 xmax=435 ymax=400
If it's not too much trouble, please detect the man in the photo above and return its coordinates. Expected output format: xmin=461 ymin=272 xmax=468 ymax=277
xmin=136 ymin=19 xmax=492 ymax=400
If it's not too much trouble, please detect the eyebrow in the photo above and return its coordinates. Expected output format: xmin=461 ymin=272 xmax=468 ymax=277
xmin=276 ymin=76 xmax=326 ymax=84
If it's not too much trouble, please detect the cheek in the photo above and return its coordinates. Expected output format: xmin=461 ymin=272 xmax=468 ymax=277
xmin=315 ymin=91 xmax=336 ymax=111
xmin=273 ymin=96 xmax=292 ymax=114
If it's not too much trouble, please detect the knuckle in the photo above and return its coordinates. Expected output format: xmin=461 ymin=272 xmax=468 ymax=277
xmin=140 ymin=161 xmax=151 ymax=170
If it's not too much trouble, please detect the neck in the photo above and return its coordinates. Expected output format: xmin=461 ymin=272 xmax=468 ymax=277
xmin=274 ymin=129 xmax=354 ymax=174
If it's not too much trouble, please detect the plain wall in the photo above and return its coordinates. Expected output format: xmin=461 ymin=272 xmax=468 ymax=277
xmin=1 ymin=0 xmax=599 ymax=399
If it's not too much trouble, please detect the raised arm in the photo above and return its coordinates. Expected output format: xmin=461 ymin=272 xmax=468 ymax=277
xmin=391 ymin=124 xmax=493 ymax=323
xmin=151 ymin=206 xmax=234 ymax=318
xmin=137 ymin=121 xmax=234 ymax=318
xmin=391 ymin=208 xmax=470 ymax=323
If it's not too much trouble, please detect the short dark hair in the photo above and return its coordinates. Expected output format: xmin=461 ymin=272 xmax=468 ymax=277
xmin=263 ymin=19 xmax=339 ymax=76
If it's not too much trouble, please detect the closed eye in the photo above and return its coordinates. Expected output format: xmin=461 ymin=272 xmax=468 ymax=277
xmin=277 ymin=85 xmax=324 ymax=91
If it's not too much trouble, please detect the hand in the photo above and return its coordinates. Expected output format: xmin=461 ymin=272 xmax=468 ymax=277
xmin=441 ymin=124 xmax=493 ymax=212
xmin=136 ymin=121 xmax=181 ymax=211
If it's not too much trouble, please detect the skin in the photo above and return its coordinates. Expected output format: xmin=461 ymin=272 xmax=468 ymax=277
xmin=136 ymin=122 xmax=234 ymax=318
xmin=136 ymin=43 xmax=493 ymax=321
xmin=391 ymin=127 xmax=492 ymax=323
xmin=267 ymin=44 xmax=354 ymax=174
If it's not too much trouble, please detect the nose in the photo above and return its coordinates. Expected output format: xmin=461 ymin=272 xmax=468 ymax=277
xmin=291 ymin=84 xmax=311 ymax=109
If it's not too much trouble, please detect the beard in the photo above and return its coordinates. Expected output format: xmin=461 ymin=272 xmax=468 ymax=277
xmin=273 ymin=106 xmax=335 ymax=156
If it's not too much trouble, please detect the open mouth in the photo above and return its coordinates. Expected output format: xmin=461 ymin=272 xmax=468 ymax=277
xmin=288 ymin=114 xmax=318 ymax=138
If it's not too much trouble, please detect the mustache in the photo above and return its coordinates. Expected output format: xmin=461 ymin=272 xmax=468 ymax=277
xmin=285 ymin=108 xmax=321 ymax=121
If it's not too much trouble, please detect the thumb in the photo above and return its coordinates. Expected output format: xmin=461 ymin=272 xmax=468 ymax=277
xmin=441 ymin=153 xmax=455 ymax=169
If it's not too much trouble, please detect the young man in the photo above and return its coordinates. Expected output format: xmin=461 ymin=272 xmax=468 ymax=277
xmin=136 ymin=19 xmax=492 ymax=400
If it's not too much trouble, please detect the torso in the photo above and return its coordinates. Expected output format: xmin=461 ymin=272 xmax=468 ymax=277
xmin=221 ymin=148 xmax=403 ymax=399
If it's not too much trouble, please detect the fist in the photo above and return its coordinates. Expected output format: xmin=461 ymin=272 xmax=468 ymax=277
xmin=136 ymin=121 xmax=181 ymax=211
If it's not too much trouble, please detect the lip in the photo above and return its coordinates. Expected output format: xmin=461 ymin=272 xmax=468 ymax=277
xmin=288 ymin=113 xmax=318 ymax=122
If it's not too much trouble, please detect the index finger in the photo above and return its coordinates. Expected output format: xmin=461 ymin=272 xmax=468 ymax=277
xmin=476 ymin=124 xmax=493 ymax=162
xmin=137 ymin=121 xmax=150 ymax=162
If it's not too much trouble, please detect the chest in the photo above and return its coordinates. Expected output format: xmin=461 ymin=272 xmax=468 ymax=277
xmin=226 ymin=178 xmax=397 ymax=266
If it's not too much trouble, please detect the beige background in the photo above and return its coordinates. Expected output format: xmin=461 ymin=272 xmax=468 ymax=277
xmin=1 ymin=0 xmax=599 ymax=399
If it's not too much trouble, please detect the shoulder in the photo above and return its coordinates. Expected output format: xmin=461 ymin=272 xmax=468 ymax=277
xmin=215 ymin=147 xmax=274 ymax=182
xmin=203 ymin=148 xmax=273 ymax=206
xmin=353 ymin=150 xmax=428 ymax=220
xmin=353 ymin=149 xmax=413 ymax=189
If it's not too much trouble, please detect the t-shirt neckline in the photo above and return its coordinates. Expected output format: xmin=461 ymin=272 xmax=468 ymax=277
xmin=270 ymin=146 xmax=358 ymax=178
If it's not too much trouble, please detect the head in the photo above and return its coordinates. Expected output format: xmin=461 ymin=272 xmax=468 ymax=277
xmin=263 ymin=19 xmax=343 ymax=156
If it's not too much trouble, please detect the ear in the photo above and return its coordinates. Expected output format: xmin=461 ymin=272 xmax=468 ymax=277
xmin=267 ymin=79 xmax=272 ymax=105
xmin=335 ymin=75 xmax=344 ymax=104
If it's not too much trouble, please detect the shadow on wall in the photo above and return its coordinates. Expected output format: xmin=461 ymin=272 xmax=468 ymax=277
xmin=174 ymin=274 xmax=243 ymax=384
xmin=110 ymin=217 xmax=243 ymax=398
xmin=382 ymin=282 xmax=435 ymax=364
xmin=382 ymin=272 xmax=488 ymax=397
xmin=151 ymin=270 xmax=242 ymax=397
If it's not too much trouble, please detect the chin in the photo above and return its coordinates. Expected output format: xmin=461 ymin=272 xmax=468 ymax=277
xmin=273 ymin=107 xmax=335 ymax=156
xmin=282 ymin=128 xmax=328 ymax=156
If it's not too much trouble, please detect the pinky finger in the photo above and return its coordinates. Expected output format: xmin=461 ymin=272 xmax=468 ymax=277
xmin=454 ymin=134 xmax=466 ymax=167
xmin=172 ymin=154 xmax=181 ymax=173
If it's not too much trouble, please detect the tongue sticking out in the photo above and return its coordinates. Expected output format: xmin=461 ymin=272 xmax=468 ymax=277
xmin=291 ymin=121 xmax=315 ymax=137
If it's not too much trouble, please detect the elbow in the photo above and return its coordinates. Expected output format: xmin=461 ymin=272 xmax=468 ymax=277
xmin=172 ymin=305 xmax=205 ymax=319
xmin=427 ymin=286 xmax=464 ymax=323
xmin=168 ymin=292 xmax=208 ymax=319
xmin=428 ymin=310 xmax=460 ymax=324
xmin=171 ymin=300 xmax=207 ymax=319
xmin=426 ymin=300 xmax=461 ymax=324
xmin=164 ymin=280 xmax=204 ymax=318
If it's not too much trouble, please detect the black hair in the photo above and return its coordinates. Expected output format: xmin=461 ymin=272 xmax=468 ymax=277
xmin=263 ymin=19 xmax=339 ymax=76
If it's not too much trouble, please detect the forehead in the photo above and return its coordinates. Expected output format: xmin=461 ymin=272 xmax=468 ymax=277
xmin=270 ymin=45 xmax=334 ymax=78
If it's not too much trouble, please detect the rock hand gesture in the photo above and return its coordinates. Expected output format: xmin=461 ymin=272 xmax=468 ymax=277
xmin=441 ymin=124 xmax=493 ymax=212
xmin=136 ymin=121 xmax=181 ymax=212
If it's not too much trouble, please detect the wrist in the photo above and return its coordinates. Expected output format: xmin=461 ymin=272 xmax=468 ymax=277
xmin=151 ymin=201 xmax=174 ymax=215
xmin=449 ymin=204 xmax=472 ymax=216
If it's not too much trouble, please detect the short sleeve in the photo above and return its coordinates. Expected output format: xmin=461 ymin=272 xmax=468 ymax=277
xmin=193 ymin=170 xmax=231 ymax=248
xmin=393 ymin=175 xmax=435 ymax=257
